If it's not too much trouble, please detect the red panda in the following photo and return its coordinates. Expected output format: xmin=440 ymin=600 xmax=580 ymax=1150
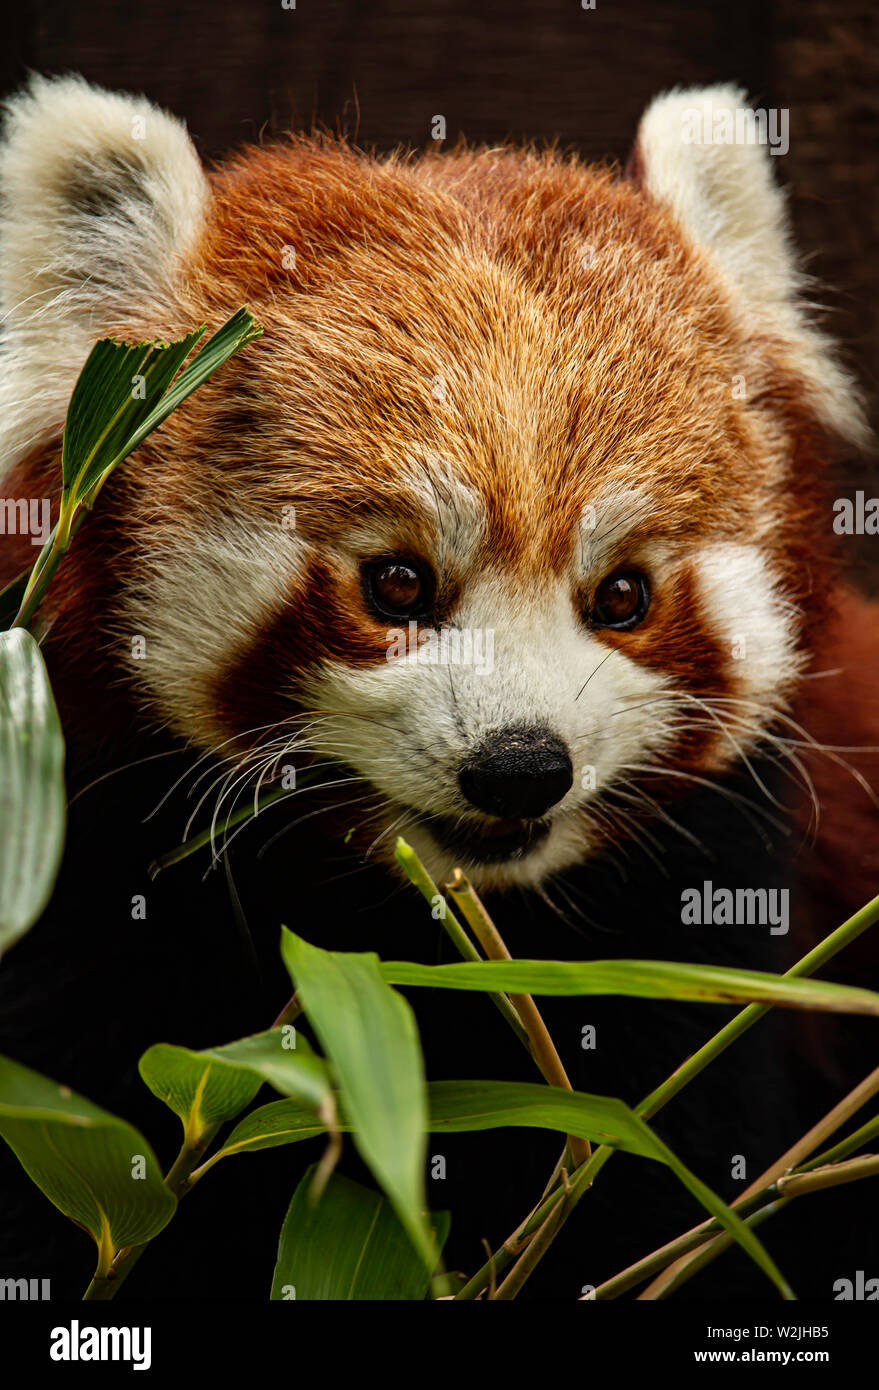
xmin=0 ymin=75 xmax=876 ymax=1300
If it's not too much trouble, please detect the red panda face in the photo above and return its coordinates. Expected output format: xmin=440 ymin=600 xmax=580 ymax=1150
xmin=0 ymin=79 xmax=866 ymax=889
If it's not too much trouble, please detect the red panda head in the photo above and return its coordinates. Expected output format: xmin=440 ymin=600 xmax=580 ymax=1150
xmin=0 ymin=77 xmax=867 ymax=889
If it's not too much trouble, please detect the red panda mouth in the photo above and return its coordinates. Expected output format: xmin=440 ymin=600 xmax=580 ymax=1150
xmin=418 ymin=812 xmax=552 ymax=865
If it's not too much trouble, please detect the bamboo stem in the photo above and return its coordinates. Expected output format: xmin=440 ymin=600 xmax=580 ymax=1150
xmin=395 ymin=839 xmax=532 ymax=1053
xmin=639 ymin=1065 xmax=879 ymax=1298
xmin=585 ymin=1152 xmax=879 ymax=1300
xmin=445 ymin=869 xmax=590 ymax=1167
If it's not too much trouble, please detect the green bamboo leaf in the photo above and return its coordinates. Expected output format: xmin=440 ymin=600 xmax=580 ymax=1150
xmin=128 ymin=308 xmax=262 ymax=458
xmin=0 ymin=629 xmax=65 ymax=954
xmin=428 ymin=1081 xmax=793 ymax=1298
xmin=61 ymin=329 xmax=203 ymax=498
xmin=12 ymin=310 xmax=262 ymax=633
xmin=138 ymin=1028 xmax=331 ymax=1143
xmin=280 ymin=928 xmax=433 ymax=1266
xmin=213 ymin=1098 xmax=326 ymax=1161
xmin=201 ymin=1030 xmax=331 ymax=1109
xmin=138 ymin=1045 xmax=260 ymax=1139
xmin=270 ymin=1167 xmax=449 ymax=1301
xmin=378 ymin=958 xmax=879 ymax=1016
xmin=0 ymin=1054 xmax=175 ymax=1268
xmin=213 ymin=1085 xmax=659 ymax=1160
xmin=425 ymin=1080 xmax=659 ymax=1152
xmin=62 ymin=309 xmax=261 ymax=505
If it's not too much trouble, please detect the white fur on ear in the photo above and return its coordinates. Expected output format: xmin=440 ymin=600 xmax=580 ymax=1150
xmin=0 ymin=74 xmax=209 ymax=474
xmin=635 ymin=84 xmax=868 ymax=449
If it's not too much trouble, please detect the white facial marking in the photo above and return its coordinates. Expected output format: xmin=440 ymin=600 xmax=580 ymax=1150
xmin=337 ymin=453 xmax=486 ymax=574
xmin=577 ymin=484 xmax=654 ymax=575
xmin=694 ymin=541 xmax=802 ymax=741
xmin=120 ymin=516 xmax=308 ymax=745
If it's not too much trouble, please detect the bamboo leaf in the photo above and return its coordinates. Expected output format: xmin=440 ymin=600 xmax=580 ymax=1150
xmin=221 ymin=1084 xmax=660 ymax=1158
xmin=138 ymin=1028 xmax=330 ymax=1143
xmin=280 ymin=928 xmax=433 ymax=1266
xmin=0 ymin=1054 xmax=175 ymax=1265
xmin=271 ymin=1166 xmax=449 ymax=1301
xmin=128 ymin=309 xmax=262 ymax=459
xmin=11 ymin=310 xmax=262 ymax=632
xmin=214 ymin=1099 xmax=326 ymax=1161
xmin=425 ymin=1080 xmax=792 ymax=1298
xmin=62 ymin=309 xmax=261 ymax=506
xmin=0 ymin=629 xmax=65 ymax=954
xmin=378 ymin=958 xmax=879 ymax=1015
xmin=61 ymin=330 xmax=203 ymax=498
xmin=425 ymin=1080 xmax=660 ymax=1152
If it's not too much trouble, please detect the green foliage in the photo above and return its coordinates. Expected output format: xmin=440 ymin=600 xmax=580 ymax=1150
xmin=59 ymin=310 xmax=261 ymax=509
xmin=1 ymin=308 xmax=261 ymax=948
xmin=379 ymin=956 xmax=879 ymax=1015
xmin=139 ymin=1029 xmax=332 ymax=1144
xmin=60 ymin=329 xmax=202 ymax=499
xmin=271 ymin=1167 xmax=449 ymax=1301
xmin=10 ymin=309 xmax=262 ymax=634
xmin=0 ymin=629 xmax=66 ymax=954
xmin=2 ymin=872 xmax=878 ymax=1298
xmin=281 ymin=928 xmax=433 ymax=1267
xmin=210 ymin=1099 xmax=326 ymax=1161
xmin=0 ymin=1054 xmax=175 ymax=1275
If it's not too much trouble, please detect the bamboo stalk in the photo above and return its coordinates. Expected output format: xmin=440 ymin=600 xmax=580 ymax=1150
xmin=639 ymin=1064 xmax=879 ymax=1298
xmin=445 ymin=868 xmax=590 ymax=1167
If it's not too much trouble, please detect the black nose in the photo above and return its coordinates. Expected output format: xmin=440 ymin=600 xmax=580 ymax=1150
xmin=458 ymin=726 xmax=574 ymax=820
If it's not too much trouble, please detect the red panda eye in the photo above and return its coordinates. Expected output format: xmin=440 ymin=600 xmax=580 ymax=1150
xmin=591 ymin=569 xmax=650 ymax=631
xmin=363 ymin=558 xmax=432 ymax=619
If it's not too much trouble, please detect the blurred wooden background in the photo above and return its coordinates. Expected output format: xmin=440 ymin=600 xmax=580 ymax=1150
xmin=3 ymin=0 xmax=877 ymax=571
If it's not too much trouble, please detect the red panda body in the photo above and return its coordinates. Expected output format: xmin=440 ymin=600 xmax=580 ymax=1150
xmin=0 ymin=76 xmax=877 ymax=1300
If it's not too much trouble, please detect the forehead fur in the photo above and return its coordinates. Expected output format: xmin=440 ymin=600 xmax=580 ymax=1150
xmin=160 ymin=137 xmax=791 ymax=577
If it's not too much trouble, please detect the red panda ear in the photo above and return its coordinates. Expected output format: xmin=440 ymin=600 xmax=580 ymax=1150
xmin=630 ymin=84 xmax=869 ymax=452
xmin=0 ymin=74 xmax=209 ymax=471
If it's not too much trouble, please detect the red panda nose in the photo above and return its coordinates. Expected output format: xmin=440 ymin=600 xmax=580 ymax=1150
xmin=458 ymin=727 xmax=574 ymax=820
